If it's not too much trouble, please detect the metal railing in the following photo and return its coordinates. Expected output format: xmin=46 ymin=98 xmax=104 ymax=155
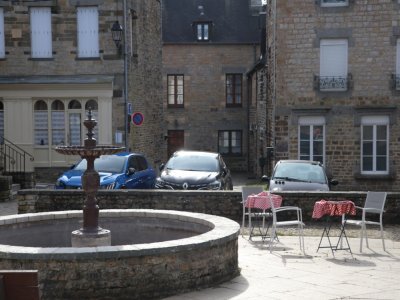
xmin=0 ymin=136 xmax=34 ymax=174
xmin=391 ymin=74 xmax=400 ymax=90
xmin=314 ymin=74 xmax=352 ymax=92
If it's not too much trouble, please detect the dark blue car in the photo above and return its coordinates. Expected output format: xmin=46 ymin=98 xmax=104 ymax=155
xmin=55 ymin=152 xmax=156 ymax=189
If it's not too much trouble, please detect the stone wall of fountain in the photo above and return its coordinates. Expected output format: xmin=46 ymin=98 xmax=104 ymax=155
xmin=0 ymin=209 xmax=240 ymax=300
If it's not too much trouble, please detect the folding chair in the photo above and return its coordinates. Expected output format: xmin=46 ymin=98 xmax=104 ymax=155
xmin=241 ymin=186 xmax=264 ymax=236
xmin=342 ymin=191 xmax=387 ymax=252
xmin=268 ymin=193 xmax=305 ymax=254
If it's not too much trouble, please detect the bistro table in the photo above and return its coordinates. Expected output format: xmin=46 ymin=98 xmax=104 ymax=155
xmin=245 ymin=192 xmax=282 ymax=239
xmin=312 ymin=199 xmax=356 ymax=255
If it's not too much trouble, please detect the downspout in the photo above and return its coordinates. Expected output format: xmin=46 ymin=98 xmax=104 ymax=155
xmin=123 ymin=0 xmax=129 ymax=150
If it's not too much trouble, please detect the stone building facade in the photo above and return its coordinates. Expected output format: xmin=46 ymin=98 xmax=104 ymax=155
xmin=0 ymin=0 xmax=163 ymax=184
xmin=161 ymin=0 xmax=263 ymax=172
xmin=266 ymin=0 xmax=400 ymax=191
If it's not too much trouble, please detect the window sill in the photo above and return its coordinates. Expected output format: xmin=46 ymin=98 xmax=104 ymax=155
xmin=354 ymin=172 xmax=396 ymax=180
xmin=167 ymin=105 xmax=184 ymax=109
xmin=29 ymin=58 xmax=54 ymax=61
xmin=75 ymin=57 xmax=101 ymax=61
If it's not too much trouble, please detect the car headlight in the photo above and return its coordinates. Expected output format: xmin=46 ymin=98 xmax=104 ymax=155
xmin=271 ymin=186 xmax=282 ymax=192
xmin=207 ymin=180 xmax=222 ymax=190
xmin=55 ymin=179 xmax=66 ymax=189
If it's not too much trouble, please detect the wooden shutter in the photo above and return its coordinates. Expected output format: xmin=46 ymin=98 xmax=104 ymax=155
xmin=77 ymin=7 xmax=99 ymax=58
xmin=0 ymin=8 xmax=5 ymax=58
xmin=320 ymin=39 xmax=348 ymax=77
xmin=30 ymin=7 xmax=52 ymax=58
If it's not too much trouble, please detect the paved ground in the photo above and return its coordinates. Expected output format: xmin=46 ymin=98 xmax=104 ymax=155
xmin=1 ymin=176 xmax=400 ymax=299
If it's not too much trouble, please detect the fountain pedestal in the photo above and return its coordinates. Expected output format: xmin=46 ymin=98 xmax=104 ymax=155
xmin=56 ymin=109 xmax=124 ymax=247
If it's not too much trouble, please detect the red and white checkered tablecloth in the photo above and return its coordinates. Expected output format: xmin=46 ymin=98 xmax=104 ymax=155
xmin=312 ymin=200 xmax=356 ymax=219
xmin=245 ymin=191 xmax=283 ymax=210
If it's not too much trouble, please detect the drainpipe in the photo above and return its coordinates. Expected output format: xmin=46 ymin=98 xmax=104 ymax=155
xmin=123 ymin=0 xmax=129 ymax=150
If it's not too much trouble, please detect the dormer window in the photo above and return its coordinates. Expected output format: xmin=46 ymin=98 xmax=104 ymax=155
xmin=197 ymin=23 xmax=209 ymax=41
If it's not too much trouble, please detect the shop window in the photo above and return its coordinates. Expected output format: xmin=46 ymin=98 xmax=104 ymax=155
xmin=51 ymin=100 xmax=65 ymax=145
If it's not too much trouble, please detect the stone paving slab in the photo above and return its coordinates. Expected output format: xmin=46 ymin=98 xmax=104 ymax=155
xmin=165 ymin=235 xmax=400 ymax=300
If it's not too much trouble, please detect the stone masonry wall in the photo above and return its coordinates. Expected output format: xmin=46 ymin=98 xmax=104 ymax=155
xmin=17 ymin=189 xmax=400 ymax=224
xmin=162 ymin=44 xmax=258 ymax=171
xmin=269 ymin=0 xmax=400 ymax=191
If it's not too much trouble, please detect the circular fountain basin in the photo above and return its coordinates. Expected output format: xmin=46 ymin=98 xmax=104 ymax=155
xmin=0 ymin=209 xmax=240 ymax=300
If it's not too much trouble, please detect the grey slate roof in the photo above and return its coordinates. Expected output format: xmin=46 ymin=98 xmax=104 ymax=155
xmin=162 ymin=0 xmax=261 ymax=44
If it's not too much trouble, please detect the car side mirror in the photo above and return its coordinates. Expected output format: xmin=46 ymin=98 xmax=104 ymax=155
xmin=70 ymin=164 xmax=75 ymax=170
xmin=126 ymin=167 xmax=136 ymax=175
xmin=261 ymin=175 xmax=270 ymax=182
xmin=330 ymin=179 xmax=339 ymax=186
xmin=159 ymin=163 xmax=165 ymax=171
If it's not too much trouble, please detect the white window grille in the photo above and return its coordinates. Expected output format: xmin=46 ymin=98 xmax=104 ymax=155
xmin=361 ymin=116 xmax=389 ymax=175
xmin=321 ymin=0 xmax=349 ymax=7
xmin=77 ymin=7 xmax=99 ymax=58
xmin=298 ymin=116 xmax=325 ymax=164
xmin=30 ymin=7 xmax=52 ymax=58
xmin=319 ymin=39 xmax=348 ymax=91
xmin=196 ymin=23 xmax=209 ymax=41
xmin=0 ymin=8 xmax=4 ymax=59
xmin=34 ymin=101 xmax=49 ymax=145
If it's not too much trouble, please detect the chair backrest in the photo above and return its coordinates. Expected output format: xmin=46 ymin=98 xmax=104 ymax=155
xmin=364 ymin=191 xmax=387 ymax=212
xmin=241 ymin=186 xmax=264 ymax=202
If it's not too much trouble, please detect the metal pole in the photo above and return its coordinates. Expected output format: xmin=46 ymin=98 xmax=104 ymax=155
xmin=123 ymin=0 xmax=129 ymax=150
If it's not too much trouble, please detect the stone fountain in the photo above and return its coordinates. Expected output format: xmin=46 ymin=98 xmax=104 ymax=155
xmin=55 ymin=109 xmax=124 ymax=247
xmin=0 ymin=111 xmax=240 ymax=299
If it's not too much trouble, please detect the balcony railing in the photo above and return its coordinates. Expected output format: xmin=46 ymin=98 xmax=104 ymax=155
xmin=391 ymin=74 xmax=400 ymax=90
xmin=313 ymin=73 xmax=352 ymax=92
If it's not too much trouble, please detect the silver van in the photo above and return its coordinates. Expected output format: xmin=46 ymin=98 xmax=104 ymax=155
xmin=264 ymin=160 xmax=338 ymax=192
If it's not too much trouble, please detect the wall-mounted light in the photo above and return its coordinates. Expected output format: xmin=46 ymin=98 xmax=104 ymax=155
xmin=111 ymin=21 xmax=123 ymax=51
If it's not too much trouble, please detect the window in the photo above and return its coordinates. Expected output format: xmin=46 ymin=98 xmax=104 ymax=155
xmin=298 ymin=116 xmax=325 ymax=164
xmin=68 ymin=100 xmax=82 ymax=145
xmin=34 ymin=100 xmax=48 ymax=145
xmin=196 ymin=23 xmax=209 ymax=41
xmin=361 ymin=116 xmax=389 ymax=175
xmin=51 ymin=100 xmax=65 ymax=145
xmin=0 ymin=8 xmax=4 ymax=59
xmin=320 ymin=0 xmax=349 ymax=7
xmin=218 ymin=130 xmax=242 ymax=155
xmin=30 ymin=7 xmax=52 ymax=58
xmin=319 ymin=39 xmax=348 ymax=91
xmin=226 ymin=74 xmax=242 ymax=107
xmin=167 ymin=75 xmax=184 ymax=107
xmin=77 ymin=7 xmax=99 ymax=58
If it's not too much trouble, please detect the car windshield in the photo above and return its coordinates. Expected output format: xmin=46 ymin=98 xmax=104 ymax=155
xmin=273 ymin=162 xmax=326 ymax=184
xmin=74 ymin=155 xmax=127 ymax=173
xmin=166 ymin=154 xmax=219 ymax=172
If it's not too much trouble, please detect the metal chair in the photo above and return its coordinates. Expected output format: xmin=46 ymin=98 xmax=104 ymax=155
xmin=268 ymin=193 xmax=305 ymax=254
xmin=241 ymin=186 xmax=264 ymax=235
xmin=342 ymin=191 xmax=387 ymax=252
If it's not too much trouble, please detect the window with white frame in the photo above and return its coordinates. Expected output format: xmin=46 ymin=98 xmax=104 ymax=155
xmin=298 ymin=116 xmax=325 ymax=164
xmin=396 ymin=39 xmax=400 ymax=90
xmin=34 ymin=100 xmax=49 ymax=145
xmin=319 ymin=39 xmax=348 ymax=91
xmin=0 ymin=8 xmax=5 ymax=59
xmin=361 ymin=116 xmax=389 ymax=175
xmin=51 ymin=100 xmax=65 ymax=145
xmin=77 ymin=7 xmax=99 ymax=58
xmin=30 ymin=7 xmax=52 ymax=58
xmin=320 ymin=0 xmax=349 ymax=7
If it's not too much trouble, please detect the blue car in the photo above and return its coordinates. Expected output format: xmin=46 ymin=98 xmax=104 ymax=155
xmin=55 ymin=152 xmax=156 ymax=189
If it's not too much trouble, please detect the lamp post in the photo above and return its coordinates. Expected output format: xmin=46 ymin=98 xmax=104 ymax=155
xmin=111 ymin=0 xmax=129 ymax=150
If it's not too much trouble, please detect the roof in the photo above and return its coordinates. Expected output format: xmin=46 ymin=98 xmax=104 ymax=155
xmin=162 ymin=0 xmax=262 ymax=44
